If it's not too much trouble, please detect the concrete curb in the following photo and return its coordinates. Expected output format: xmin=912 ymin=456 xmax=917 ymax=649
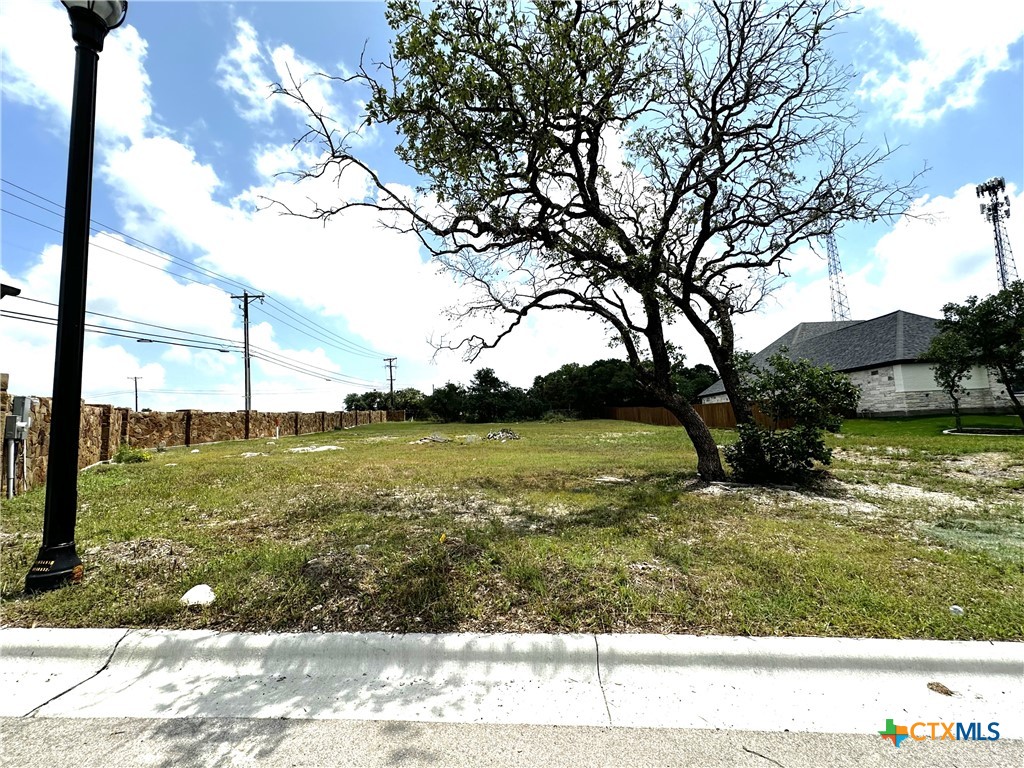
xmin=596 ymin=634 xmax=1024 ymax=673
xmin=2 ymin=629 xmax=1021 ymax=734
xmin=596 ymin=635 xmax=1023 ymax=732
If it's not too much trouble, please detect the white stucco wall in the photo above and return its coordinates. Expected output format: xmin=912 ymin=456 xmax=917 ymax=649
xmin=849 ymin=363 xmax=1008 ymax=416
xmin=898 ymin=363 xmax=993 ymax=392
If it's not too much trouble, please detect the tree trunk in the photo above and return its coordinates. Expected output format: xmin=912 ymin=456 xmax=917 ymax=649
xmin=714 ymin=354 xmax=755 ymax=426
xmin=996 ymin=365 xmax=1024 ymax=427
xmin=680 ymin=299 xmax=755 ymax=426
xmin=952 ymin=396 xmax=962 ymax=432
xmin=664 ymin=397 xmax=726 ymax=481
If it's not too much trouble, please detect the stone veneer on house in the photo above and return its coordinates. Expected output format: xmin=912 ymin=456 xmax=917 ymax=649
xmin=699 ymin=362 xmax=1013 ymax=417
xmin=846 ymin=362 xmax=1011 ymax=417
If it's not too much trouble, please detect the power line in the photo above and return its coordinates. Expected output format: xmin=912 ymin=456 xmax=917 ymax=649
xmin=261 ymin=296 xmax=383 ymax=357
xmin=0 ymin=207 xmax=227 ymax=295
xmin=4 ymin=305 xmax=381 ymax=388
xmin=250 ymin=302 xmax=383 ymax=360
xmin=247 ymin=345 xmax=380 ymax=386
xmin=12 ymin=295 xmax=379 ymax=385
xmin=2 ymin=180 xmax=257 ymax=295
xmin=7 ymin=301 xmax=380 ymax=387
xmin=1 ymin=310 xmax=240 ymax=352
xmin=248 ymin=351 xmax=379 ymax=387
xmin=2 ymin=177 xmax=392 ymax=359
xmin=14 ymin=295 xmax=243 ymax=346
xmin=3 ymin=207 xmax=390 ymax=363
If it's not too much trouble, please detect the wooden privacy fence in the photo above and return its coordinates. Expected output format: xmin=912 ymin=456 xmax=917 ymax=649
xmin=607 ymin=404 xmax=794 ymax=430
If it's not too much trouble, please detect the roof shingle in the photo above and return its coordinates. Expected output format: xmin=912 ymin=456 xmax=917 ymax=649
xmin=698 ymin=310 xmax=939 ymax=398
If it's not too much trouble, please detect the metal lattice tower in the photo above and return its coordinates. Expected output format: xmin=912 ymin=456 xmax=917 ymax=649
xmin=977 ymin=176 xmax=1018 ymax=289
xmin=824 ymin=230 xmax=852 ymax=321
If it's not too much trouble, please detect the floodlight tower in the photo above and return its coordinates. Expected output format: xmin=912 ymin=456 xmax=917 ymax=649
xmin=976 ymin=176 xmax=1018 ymax=289
xmin=824 ymin=230 xmax=852 ymax=321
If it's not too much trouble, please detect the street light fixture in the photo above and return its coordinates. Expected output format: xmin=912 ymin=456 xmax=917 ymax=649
xmin=25 ymin=0 xmax=128 ymax=593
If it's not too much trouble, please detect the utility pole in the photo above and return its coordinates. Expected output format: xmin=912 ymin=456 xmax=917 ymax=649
xmin=231 ymin=291 xmax=264 ymax=438
xmin=127 ymin=376 xmax=142 ymax=412
xmin=384 ymin=357 xmax=397 ymax=409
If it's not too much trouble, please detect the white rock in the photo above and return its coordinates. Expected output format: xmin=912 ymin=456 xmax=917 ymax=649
xmin=190 ymin=449 xmax=200 ymax=454
xmin=288 ymin=445 xmax=342 ymax=453
xmin=949 ymin=605 xmax=965 ymax=616
xmin=180 ymin=584 xmax=215 ymax=606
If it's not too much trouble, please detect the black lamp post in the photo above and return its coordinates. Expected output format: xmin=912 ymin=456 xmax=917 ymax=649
xmin=25 ymin=0 xmax=128 ymax=593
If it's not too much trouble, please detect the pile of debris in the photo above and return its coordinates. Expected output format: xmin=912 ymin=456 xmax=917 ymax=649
xmin=409 ymin=433 xmax=452 ymax=445
xmin=486 ymin=428 xmax=520 ymax=442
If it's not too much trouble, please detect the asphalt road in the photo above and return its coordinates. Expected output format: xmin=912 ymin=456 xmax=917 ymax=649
xmin=3 ymin=717 xmax=1021 ymax=768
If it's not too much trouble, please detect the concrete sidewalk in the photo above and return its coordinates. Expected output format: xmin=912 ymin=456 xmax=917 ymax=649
xmin=2 ymin=629 xmax=1021 ymax=737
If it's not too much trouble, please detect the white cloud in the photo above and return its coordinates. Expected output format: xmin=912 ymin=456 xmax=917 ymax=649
xmin=217 ymin=19 xmax=276 ymax=123
xmin=102 ymin=136 xmax=227 ymax=248
xmin=12 ymin=5 xmax=1018 ymax=419
xmin=216 ymin=17 xmax=357 ymax=130
xmin=0 ymin=0 xmax=152 ymax=144
xmin=856 ymin=0 xmax=1024 ymax=124
xmin=253 ymin=142 xmax=320 ymax=179
xmin=1 ymin=6 xmax=618 ymax=411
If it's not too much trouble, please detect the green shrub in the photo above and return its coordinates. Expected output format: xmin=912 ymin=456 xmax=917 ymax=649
xmin=113 ymin=444 xmax=152 ymax=464
xmin=541 ymin=410 xmax=579 ymax=423
xmin=724 ymin=424 xmax=831 ymax=484
xmin=725 ymin=350 xmax=860 ymax=484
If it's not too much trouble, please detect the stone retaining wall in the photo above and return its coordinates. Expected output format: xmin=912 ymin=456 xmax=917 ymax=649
xmin=126 ymin=409 xmax=187 ymax=449
xmin=1 ymin=374 xmax=403 ymax=496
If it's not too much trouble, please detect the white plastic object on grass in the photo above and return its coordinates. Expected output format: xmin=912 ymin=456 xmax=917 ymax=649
xmin=180 ymin=584 xmax=215 ymax=606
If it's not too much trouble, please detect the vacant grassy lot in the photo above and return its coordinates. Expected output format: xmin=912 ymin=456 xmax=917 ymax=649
xmin=1 ymin=417 xmax=1022 ymax=639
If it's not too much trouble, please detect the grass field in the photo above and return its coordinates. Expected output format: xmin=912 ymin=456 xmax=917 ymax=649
xmin=1 ymin=417 xmax=1022 ymax=639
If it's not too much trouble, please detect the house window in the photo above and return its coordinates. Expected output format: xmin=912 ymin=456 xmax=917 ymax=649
xmin=871 ymin=370 xmax=879 ymax=376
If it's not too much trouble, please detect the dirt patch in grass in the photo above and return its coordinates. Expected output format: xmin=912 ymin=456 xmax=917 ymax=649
xmin=832 ymin=447 xmax=910 ymax=467
xmin=856 ymin=483 xmax=980 ymax=511
xmin=84 ymin=538 xmax=194 ymax=571
xmin=691 ymin=481 xmax=883 ymax=518
xmin=941 ymin=453 xmax=1024 ymax=484
xmin=364 ymin=487 xmax=577 ymax=531
xmin=371 ymin=487 xmax=514 ymax=520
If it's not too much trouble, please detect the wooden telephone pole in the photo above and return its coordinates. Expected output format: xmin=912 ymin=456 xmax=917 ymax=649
xmin=231 ymin=291 xmax=264 ymax=438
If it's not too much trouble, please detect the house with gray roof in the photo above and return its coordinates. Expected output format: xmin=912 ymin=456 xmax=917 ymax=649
xmin=698 ymin=310 xmax=1013 ymax=416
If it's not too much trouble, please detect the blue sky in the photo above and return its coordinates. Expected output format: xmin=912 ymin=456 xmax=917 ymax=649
xmin=1 ymin=0 xmax=1022 ymax=414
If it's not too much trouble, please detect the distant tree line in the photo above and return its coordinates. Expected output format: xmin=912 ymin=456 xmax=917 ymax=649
xmin=343 ymin=359 xmax=717 ymax=424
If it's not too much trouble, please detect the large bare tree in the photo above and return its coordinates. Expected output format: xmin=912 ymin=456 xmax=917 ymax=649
xmin=273 ymin=0 xmax=920 ymax=481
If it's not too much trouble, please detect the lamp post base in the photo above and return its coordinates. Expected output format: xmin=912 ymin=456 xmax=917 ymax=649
xmin=25 ymin=543 xmax=83 ymax=593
